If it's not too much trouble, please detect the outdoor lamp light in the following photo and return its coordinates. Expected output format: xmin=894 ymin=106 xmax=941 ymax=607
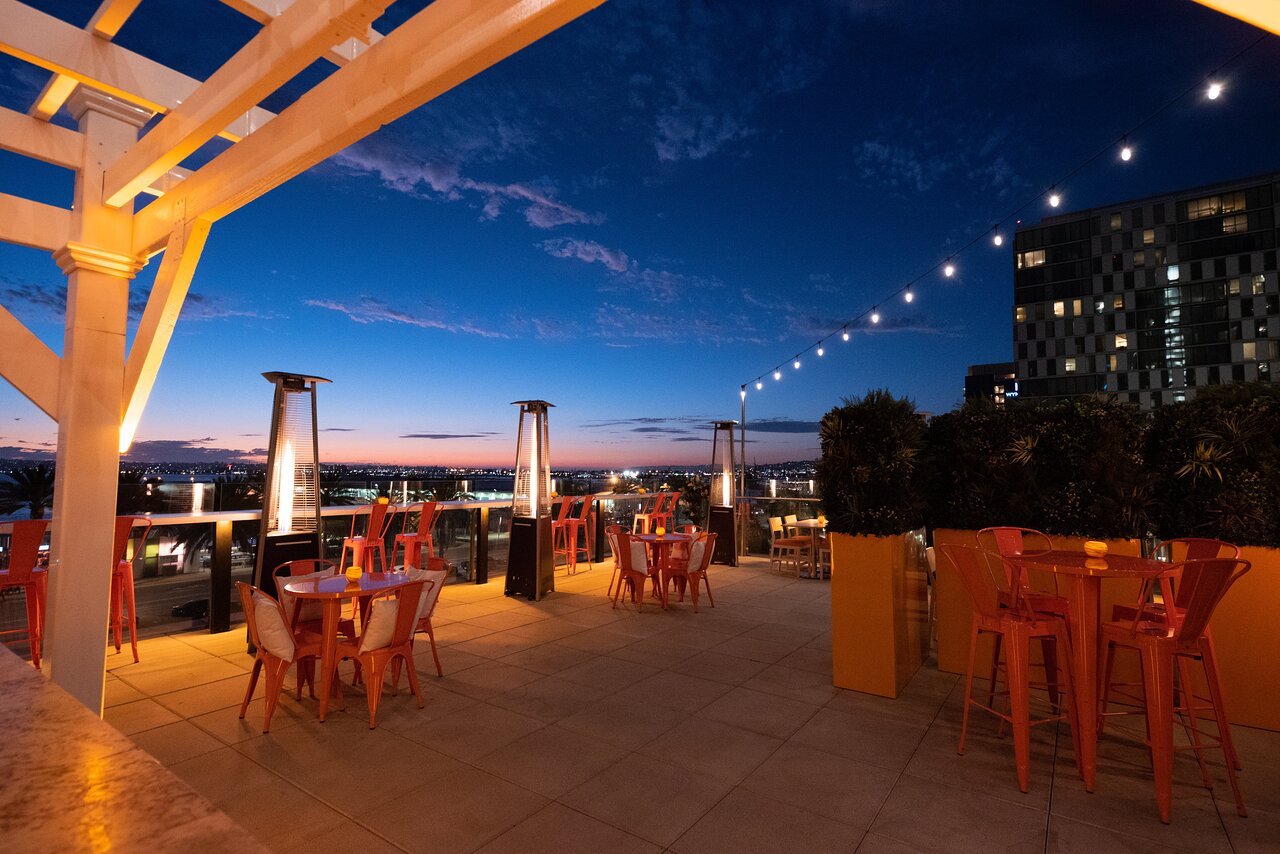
xmin=505 ymin=400 xmax=555 ymax=600
xmin=842 ymin=329 xmax=850 ymax=341
xmin=793 ymin=358 xmax=801 ymax=370
xmin=992 ymin=231 xmax=1004 ymax=247
xmin=1207 ymin=81 xmax=1223 ymax=100
xmin=774 ymin=369 xmax=782 ymax=381
xmin=943 ymin=261 xmax=956 ymax=277
xmin=870 ymin=307 xmax=880 ymax=324
xmin=904 ymin=288 xmax=914 ymax=303
xmin=253 ymin=372 xmax=329 ymax=599
xmin=817 ymin=344 xmax=824 ymax=356
xmin=707 ymin=420 xmax=739 ymax=566
xmin=1120 ymin=139 xmax=1133 ymax=161
xmin=755 ymin=381 xmax=763 ymax=390
xmin=1048 ymin=190 xmax=1061 ymax=208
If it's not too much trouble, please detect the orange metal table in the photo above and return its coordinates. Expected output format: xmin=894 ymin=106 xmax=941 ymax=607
xmin=282 ymin=569 xmax=424 ymax=722
xmin=634 ymin=532 xmax=692 ymax=608
xmin=1009 ymin=549 xmax=1168 ymax=792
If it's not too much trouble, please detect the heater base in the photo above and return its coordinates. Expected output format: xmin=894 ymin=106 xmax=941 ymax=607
xmin=707 ymin=506 xmax=738 ymax=566
xmin=254 ymin=531 xmax=322 ymax=597
xmin=505 ymin=515 xmax=554 ymax=600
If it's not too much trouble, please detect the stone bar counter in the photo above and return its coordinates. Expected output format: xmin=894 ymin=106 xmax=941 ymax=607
xmin=0 ymin=647 xmax=267 ymax=852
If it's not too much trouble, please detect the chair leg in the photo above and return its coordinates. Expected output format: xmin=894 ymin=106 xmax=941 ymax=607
xmin=1139 ymin=645 xmax=1175 ymax=823
xmin=1200 ymin=648 xmax=1247 ymax=817
xmin=403 ymin=653 xmax=426 ymax=709
xmin=1005 ymin=627 xmax=1033 ymax=794
xmin=986 ymin=632 xmax=1004 ymax=719
xmin=365 ymin=661 xmax=386 ymax=729
xmin=1175 ymin=656 xmax=1214 ymax=791
xmin=262 ymin=657 xmax=290 ymax=733
xmin=1040 ymin=637 xmax=1059 ymax=710
xmin=426 ymin=625 xmax=443 ymax=676
xmin=24 ymin=586 xmax=42 ymax=668
xmin=959 ymin=621 xmax=979 ymax=755
xmin=1201 ymin=633 xmax=1242 ymax=772
xmin=110 ymin=572 xmax=123 ymax=653
xmin=1099 ymin=642 xmax=1117 ymax=735
xmin=240 ymin=658 xmax=263 ymax=719
xmin=702 ymin=575 xmax=715 ymax=607
xmin=124 ymin=572 xmax=139 ymax=663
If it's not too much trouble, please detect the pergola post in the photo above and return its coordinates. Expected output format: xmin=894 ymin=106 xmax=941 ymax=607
xmin=44 ymin=88 xmax=148 ymax=713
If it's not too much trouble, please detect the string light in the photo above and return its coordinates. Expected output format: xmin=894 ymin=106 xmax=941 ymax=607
xmin=739 ymin=33 xmax=1264 ymax=395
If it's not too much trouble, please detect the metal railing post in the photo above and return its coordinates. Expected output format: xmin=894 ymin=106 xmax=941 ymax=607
xmin=210 ymin=519 xmax=232 ymax=633
xmin=474 ymin=507 xmax=489 ymax=583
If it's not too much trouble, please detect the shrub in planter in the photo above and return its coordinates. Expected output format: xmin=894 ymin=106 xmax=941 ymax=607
xmin=817 ymin=389 xmax=924 ymax=536
xmin=1145 ymin=384 xmax=1280 ymax=548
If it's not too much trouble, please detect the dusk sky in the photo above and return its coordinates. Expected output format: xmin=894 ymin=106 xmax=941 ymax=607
xmin=2 ymin=1 xmax=1279 ymax=467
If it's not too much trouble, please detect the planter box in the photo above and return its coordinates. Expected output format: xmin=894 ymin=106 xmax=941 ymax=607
xmin=830 ymin=530 xmax=929 ymax=698
xmin=933 ymin=529 xmax=1279 ymax=732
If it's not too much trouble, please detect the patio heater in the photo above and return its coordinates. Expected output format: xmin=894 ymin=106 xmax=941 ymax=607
xmin=505 ymin=400 xmax=555 ymax=600
xmin=707 ymin=420 xmax=739 ymax=566
xmin=252 ymin=372 xmax=329 ymax=598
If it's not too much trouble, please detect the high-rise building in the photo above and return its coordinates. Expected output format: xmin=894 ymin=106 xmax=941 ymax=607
xmin=963 ymin=362 xmax=1017 ymax=405
xmin=1011 ymin=173 xmax=1280 ymax=408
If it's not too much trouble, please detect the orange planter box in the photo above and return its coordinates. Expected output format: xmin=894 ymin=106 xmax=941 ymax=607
xmin=830 ymin=531 xmax=929 ymax=698
xmin=933 ymin=529 xmax=1280 ymax=731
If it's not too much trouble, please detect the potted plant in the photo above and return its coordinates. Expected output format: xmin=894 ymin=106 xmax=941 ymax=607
xmin=816 ymin=390 xmax=929 ymax=697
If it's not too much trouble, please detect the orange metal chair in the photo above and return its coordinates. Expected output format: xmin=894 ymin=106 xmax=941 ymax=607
xmin=649 ymin=491 xmax=679 ymax=533
xmin=408 ymin=559 xmax=450 ymax=677
xmin=111 ymin=515 xmax=153 ymax=663
xmin=391 ymin=501 xmax=440 ymax=569
xmin=550 ymin=496 xmax=575 ymax=565
xmin=562 ymin=496 xmax=594 ymax=573
xmin=273 ymin=559 xmax=356 ymax=698
xmin=631 ymin=492 xmax=659 ymax=534
xmin=1099 ymin=557 xmax=1251 ymax=823
xmin=1108 ymin=537 xmax=1242 ymax=771
xmin=939 ymin=544 xmax=1077 ymax=794
xmin=0 ymin=519 xmax=50 ymax=667
xmin=237 ymin=581 xmax=322 ymax=733
xmin=604 ymin=524 xmax=625 ymax=599
xmin=665 ymin=532 xmax=716 ymax=612
xmin=337 ymin=579 xmax=429 ymax=729
xmin=341 ymin=500 xmax=397 ymax=572
xmin=611 ymin=532 xmax=652 ymax=612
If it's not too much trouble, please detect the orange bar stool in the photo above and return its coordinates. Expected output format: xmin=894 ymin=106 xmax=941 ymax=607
xmin=550 ymin=496 xmax=574 ymax=566
xmin=604 ymin=524 xmax=625 ymax=599
xmin=0 ymin=519 xmax=50 ymax=667
xmin=1109 ymin=537 xmax=1243 ymax=772
xmin=391 ymin=501 xmax=440 ymax=570
xmin=110 ymin=516 xmax=153 ymax=663
xmin=1100 ymin=557 xmax=1251 ymax=823
xmin=649 ymin=491 xmax=679 ymax=533
xmin=631 ymin=492 xmax=659 ymax=534
xmin=341 ymin=500 xmax=397 ymax=572
xmin=563 ymin=496 xmax=594 ymax=573
xmin=938 ymin=544 xmax=1077 ymax=794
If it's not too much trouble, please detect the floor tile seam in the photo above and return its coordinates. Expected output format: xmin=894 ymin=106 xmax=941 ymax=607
xmin=1045 ymin=811 xmax=1214 ymax=854
xmin=1044 ymin=720 xmax=1062 ymax=853
xmin=535 ymin=800 xmax=663 ymax=851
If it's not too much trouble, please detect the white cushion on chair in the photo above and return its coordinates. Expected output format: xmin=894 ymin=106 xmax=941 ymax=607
xmin=629 ymin=541 xmax=649 ymax=573
xmin=412 ymin=570 xmax=448 ymax=627
xmin=360 ymin=597 xmax=399 ymax=653
xmin=252 ymin=592 xmax=296 ymax=662
xmin=687 ymin=540 xmax=706 ymax=572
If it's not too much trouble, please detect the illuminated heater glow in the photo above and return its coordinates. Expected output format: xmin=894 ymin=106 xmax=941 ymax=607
xmin=276 ymin=440 xmax=296 ymax=533
xmin=719 ymin=472 xmax=731 ymax=506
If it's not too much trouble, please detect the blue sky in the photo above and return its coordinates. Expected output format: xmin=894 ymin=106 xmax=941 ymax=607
xmin=1 ymin=0 xmax=1278 ymax=466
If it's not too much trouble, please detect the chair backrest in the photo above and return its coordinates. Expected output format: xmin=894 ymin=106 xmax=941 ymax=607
xmin=924 ymin=545 xmax=937 ymax=581
xmin=415 ymin=563 xmax=449 ymax=624
xmin=574 ymin=495 xmax=594 ymax=522
xmin=3 ymin=519 xmax=49 ymax=583
xmin=358 ymin=579 xmax=426 ymax=654
xmin=237 ymin=581 xmax=296 ymax=661
xmin=678 ymin=525 xmax=700 ymax=535
xmin=406 ymin=501 xmax=440 ymax=537
xmin=689 ymin=532 xmax=716 ymax=575
xmin=616 ymin=532 xmax=648 ymax=575
xmin=113 ymin=515 xmax=153 ymax=567
xmin=783 ymin=513 xmax=798 ymax=525
xmin=554 ymin=496 xmax=573 ymax=524
xmin=273 ymin=559 xmax=338 ymax=619
xmin=768 ymin=517 xmax=784 ymax=538
xmin=938 ymin=544 xmax=1026 ymax=622
xmin=1166 ymin=558 xmax=1251 ymax=650
xmin=1156 ymin=538 xmax=1239 ymax=610
xmin=605 ymin=524 xmax=623 ymax=561
xmin=976 ymin=527 xmax=1053 ymax=591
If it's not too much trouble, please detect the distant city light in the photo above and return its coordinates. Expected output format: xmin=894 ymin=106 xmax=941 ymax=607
xmin=870 ymin=308 xmax=880 ymax=324
xmin=1207 ymin=81 xmax=1223 ymax=100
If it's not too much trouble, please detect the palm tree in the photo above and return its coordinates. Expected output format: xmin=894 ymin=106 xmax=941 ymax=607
xmin=0 ymin=462 xmax=56 ymax=519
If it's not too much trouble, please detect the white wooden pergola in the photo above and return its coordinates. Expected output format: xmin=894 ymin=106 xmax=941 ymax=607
xmin=0 ymin=0 xmax=603 ymax=713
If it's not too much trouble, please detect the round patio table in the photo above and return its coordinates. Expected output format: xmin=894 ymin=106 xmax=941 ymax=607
xmin=1007 ymin=549 xmax=1169 ymax=792
xmin=282 ymin=569 xmax=425 ymax=722
xmin=634 ymin=532 xmax=692 ymax=608
xmin=790 ymin=519 xmax=826 ymax=577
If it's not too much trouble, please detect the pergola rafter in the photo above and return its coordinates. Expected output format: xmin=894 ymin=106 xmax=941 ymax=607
xmin=0 ymin=0 xmax=606 ymax=714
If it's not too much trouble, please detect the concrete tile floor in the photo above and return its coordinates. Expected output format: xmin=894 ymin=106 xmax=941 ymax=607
xmin=98 ymin=556 xmax=1276 ymax=853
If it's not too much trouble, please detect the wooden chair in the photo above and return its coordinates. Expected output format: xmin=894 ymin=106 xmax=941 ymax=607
xmin=768 ymin=517 xmax=810 ymax=576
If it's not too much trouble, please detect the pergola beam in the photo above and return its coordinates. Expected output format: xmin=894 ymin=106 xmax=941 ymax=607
xmin=0 ymin=0 xmax=274 ymax=141
xmin=221 ymin=0 xmax=385 ymax=65
xmin=120 ymin=220 xmax=212 ymax=452
xmin=132 ymin=0 xmax=607 ymax=256
xmin=0 ymin=105 xmax=84 ymax=170
xmin=1192 ymin=1 xmax=1280 ymax=35
xmin=0 ymin=304 xmax=60 ymax=420
xmin=103 ymin=0 xmax=393 ymax=208
xmin=28 ymin=0 xmax=143 ymax=121
xmin=0 ymin=192 xmax=72 ymax=252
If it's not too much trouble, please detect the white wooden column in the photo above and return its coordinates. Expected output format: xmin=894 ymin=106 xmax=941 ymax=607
xmin=45 ymin=88 xmax=147 ymax=713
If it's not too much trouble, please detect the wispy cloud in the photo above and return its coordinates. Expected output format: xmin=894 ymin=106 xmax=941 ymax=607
xmin=305 ymin=297 xmax=509 ymax=339
xmin=748 ymin=418 xmax=820 ymax=434
xmin=541 ymin=238 xmax=630 ymax=274
xmin=1 ymin=276 xmax=266 ymax=323
xmin=399 ymin=432 xmax=501 ymax=440
xmin=122 ymin=438 xmax=264 ymax=464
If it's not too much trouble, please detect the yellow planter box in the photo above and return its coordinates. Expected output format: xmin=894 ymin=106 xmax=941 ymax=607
xmin=933 ymin=529 xmax=1280 ymax=732
xmin=830 ymin=530 xmax=929 ymax=698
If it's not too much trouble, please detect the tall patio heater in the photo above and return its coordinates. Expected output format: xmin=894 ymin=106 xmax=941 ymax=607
xmin=252 ymin=372 xmax=329 ymax=598
xmin=706 ymin=420 xmax=739 ymax=566
xmin=505 ymin=400 xmax=555 ymax=599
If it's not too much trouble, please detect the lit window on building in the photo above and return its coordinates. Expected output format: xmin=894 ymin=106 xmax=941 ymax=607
xmin=1065 ymin=358 xmax=1077 ymax=373
xmin=1166 ymin=265 xmax=1180 ymax=282
xmin=1095 ymin=299 xmax=1105 ymax=313
xmin=1243 ymin=341 xmax=1256 ymax=361
xmin=1109 ymin=213 xmax=1122 ymax=230
xmin=1113 ymin=296 xmax=1124 ymax=309
xmin=1186 ymin=191 xmax=1246 ymax=220
xmin=1053 ymin=301 xmax=1065 ymax=318
xmin=1015 ymin=306 xmax=1027 ymax=322
xmin=1143 ymin=228 xmax=1155 ymax=245
xmin=1116 ymin=333 xmax=1128 ymax=349
xmin=1109 ymin=354 xmax=1119 ymax=371
xmin=1072 ymin=298 xmax=1082 ymax=316
xmin=1017 ymin=249 xmax=1046 ymax=269
xmin=1229 ymin=278 xmax=1241 ymax=296
xmin=1133 ymin=250 xmax=1145 ymax=266
xmin=1222 ymin=213 xmax=1248 ymax=234
xmin=1253 ymin=274 xmax=1267 ymax=295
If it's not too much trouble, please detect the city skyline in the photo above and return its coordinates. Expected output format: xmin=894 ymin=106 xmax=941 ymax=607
xmin=3 ymin=1 xmax=1280 ymax=466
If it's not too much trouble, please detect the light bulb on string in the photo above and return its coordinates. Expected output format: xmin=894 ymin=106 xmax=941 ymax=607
xmin=943 ymin=260 xmax=956 ymax=278
xmin=1048 ymin=189 xmax=1061 ymax=208
xmin=870 ymin=307 xmax=880 ymax=324
xmin=841 ymin=328 xmax=850 ymax=342
xmin=1120 ymin=138 xmax=1133 ymax=162
xmin=904 ymin=287 xmax=914 ymax=303
xmin=1207 ymin=81 xmax=1223 ymax=100
xmin=755 ymin=380 xmax=763 ymax=390
xmin=773 ymin=369 xmax=782 ymax=381
xmin=817 ymin=343 xmax=824 ymax=356
xmin=793 ymin=358 xmax=801 ymax=370
xmin=993 ymin=232 xmax=1004 ymax=247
